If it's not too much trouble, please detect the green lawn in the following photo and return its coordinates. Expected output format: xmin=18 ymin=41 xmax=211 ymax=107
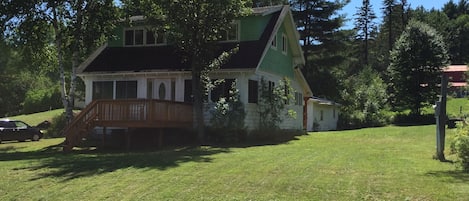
xmin=2 ymin=109 xmax=65 ymax=126
xmin=0 ymin=125 xmax=468 ymax=200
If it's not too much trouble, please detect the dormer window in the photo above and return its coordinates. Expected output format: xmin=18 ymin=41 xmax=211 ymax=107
xmin=220 ymin=22 xmax=239 ymax=41
xmin=124 ymin=28 xmax=166 ymax=46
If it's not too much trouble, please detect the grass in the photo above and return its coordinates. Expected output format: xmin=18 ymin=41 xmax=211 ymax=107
xmin=447 ymin=98 xmax=469 ymax=118
xmin=1 ymin=109 xmax=65 ymax=126
xmin=0 ymin=125 xmax=468 ymax=200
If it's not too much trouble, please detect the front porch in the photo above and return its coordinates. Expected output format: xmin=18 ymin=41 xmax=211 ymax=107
xmin=63 ymin=99 xmax=193 ymax=151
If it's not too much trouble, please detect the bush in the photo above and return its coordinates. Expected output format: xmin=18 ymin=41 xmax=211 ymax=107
xmin=23 ymin=86 xmax=62 ymax=114
xmin=46 ymin=113 xmax=68 ymax=138
xmin=451 ymin=125 xmax=469 ymax=172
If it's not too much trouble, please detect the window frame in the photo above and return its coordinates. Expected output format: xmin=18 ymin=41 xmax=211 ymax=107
xmin=248 ymin=80 xmax=259 ymax=104
xmin=124 ymin=27 xmax=166 ymax=47
xmin=282 ymin=33 xmax=288 ymax=54
xmin=220 ymin=21 xmax=240 ymax=42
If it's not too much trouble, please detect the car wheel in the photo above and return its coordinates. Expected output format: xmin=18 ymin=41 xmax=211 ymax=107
xmin=32 ymin=134 xmax=40 ymax=141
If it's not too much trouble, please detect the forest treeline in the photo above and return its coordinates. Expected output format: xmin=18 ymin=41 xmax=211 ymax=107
xmin=1 ymin=0 xmax=468 ymax=128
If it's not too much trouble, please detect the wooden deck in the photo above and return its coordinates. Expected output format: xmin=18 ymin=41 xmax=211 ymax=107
xmin=62 ymin=99 xmax=193 ymax=151
xmin=91 ymin=99 xmax=193 ymax=128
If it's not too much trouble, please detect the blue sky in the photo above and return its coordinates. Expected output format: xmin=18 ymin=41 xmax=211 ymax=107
xmin=340 ymin=0 xmax=449 ymax=29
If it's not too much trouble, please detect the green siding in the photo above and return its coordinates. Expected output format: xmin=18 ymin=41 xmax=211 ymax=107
xmin=259 ymin=23 xmax=294 ymax=78
xmin=108 ymin=25 xmax=124 ymax=47
xmin=108 ymin=14 xmax=272 ymax=46
xmin=239 ymin=15 xmax=271 ymax=41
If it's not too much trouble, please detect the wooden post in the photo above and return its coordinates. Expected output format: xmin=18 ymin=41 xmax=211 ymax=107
xmin=435 ymin=75 xmax=448 ymax=161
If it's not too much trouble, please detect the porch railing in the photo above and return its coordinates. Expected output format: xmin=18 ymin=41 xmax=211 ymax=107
xmin=63 ymin=99 xmax=193 ymax=151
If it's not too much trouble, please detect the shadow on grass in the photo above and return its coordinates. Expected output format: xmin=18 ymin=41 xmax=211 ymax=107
xmin=4 ymin=143 xmax=229 ymax=182
xmin=426 ymin=170 xmax=469 ymax=183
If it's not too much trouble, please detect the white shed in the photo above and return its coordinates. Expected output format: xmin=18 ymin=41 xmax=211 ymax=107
xmin=306 ymin=97 xmax=340 ymax=132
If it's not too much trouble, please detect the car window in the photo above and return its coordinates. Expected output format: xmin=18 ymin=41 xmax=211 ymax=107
xmin=0 ymin=121 xmax=16 ymax=128
xmin=14 ymin=121 xmax=28 ymax=129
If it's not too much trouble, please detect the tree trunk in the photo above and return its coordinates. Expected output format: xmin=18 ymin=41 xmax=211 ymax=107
xmin=192 ymin=62 xmax=205 ymax=144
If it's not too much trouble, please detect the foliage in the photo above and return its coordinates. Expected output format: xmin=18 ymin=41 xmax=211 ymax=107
xmin=45 ymin=112 xmax=68 ymax=138
xmin=354 ymin=0 xmax=377 ymax=65
xmin=3 ymin=0 xmax=120 ymax=123
xmin=340 ymin=65 xmax=390 ymax=128
xmin=22 ymin=84 xmax=62 ymax=115
xmin=451 ymin=123 xmax=469 ymax=172
xmin=129 ymin=0 xmax=251 ymax=142
xmin=388 ymin=19 xmax=449 ymax=115
xmin=209 ymin=80 xmax=246 ymax=143
xmin=291 ymin=0 xmax=349 ymax=100
xmin=258 ymin=78 xmax=296 ymax=130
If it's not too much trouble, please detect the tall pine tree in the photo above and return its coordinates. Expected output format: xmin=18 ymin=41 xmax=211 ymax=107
xmin=354 ymin=0 xmax=376 ymax=66
xmin=290 ymin=0 xmax=349 ymax=100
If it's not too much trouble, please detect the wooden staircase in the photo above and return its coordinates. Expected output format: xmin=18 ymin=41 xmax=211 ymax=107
xmin=62 ymin=99 xmax=193 ymax=152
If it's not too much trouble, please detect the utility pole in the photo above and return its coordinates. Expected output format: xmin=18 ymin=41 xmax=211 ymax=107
xmin=435 ymin=74 xmax=448 ymax=161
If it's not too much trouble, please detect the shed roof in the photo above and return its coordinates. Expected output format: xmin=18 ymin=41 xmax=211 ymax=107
xmin=444 ymin=65 xmax=468 ymax=72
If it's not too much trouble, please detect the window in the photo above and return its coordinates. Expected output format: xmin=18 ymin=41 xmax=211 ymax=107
xmin=184 ymin=80 xmax=193 ymax=103
xmin=271 ymin=34 xmax=277 ymax=48
xmin=134 ymin=29 xmax=144 ymax=45
xmin=147 ymin=80 xmax=153 ymax=99
xmin=267 ymin=81 xmax=275 ymax=100
xmin=282 ymin=34 xmax=287 ymax=54
xmin=171 ymin=80 xmax=176 ymax=101
xmin=220 ymin=22 xmax=239 ymax=41
xmin=210 ymin=79 xmax=234 ymax=102
xmin=333 ymin=108 xmax=336 ymax=119
xmin=116 ymin=81 xmax=137 ymax=99
xmin=92 ymin=81 xmax=113 ymax=100
xmin=124 ymin=30 xmax=134 ymax=46
xmin=158 ymin=83 xmax=166 ymax=100
xmin=124 ymin=28 xmax=165 ymax=46
xmin=295 ymin=92 xmax=303 ymax=106
xmin=248 ymin=80 xmax=258 ymax=103
xmin=320 ymin=110 xmax=324 ymax=121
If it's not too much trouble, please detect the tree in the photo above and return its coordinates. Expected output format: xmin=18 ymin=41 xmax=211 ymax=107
xmin=354 ymin=0 xmax=377 ymax=65
xmin=252 ymin=0 xmax=287 ymax=7
xmin=340 ymin=65 xmax=389 ymax=128
xmin=132 ymin=1 xmax=251 ymax=143
xmin=4 ymin=0 xmax=119 ymax=122
xmin=388 ymin=20 xmax=449 ymax=115
xmin=290 ymin=0 xmax=349 ymax=100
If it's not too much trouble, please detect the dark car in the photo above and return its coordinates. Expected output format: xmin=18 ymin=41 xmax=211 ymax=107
xmin=0 ymin=119 xmax=43 ymax=143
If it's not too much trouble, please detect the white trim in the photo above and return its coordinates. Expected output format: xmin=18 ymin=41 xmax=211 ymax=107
xmin=271 ymin=34 xmax=277 ymax=49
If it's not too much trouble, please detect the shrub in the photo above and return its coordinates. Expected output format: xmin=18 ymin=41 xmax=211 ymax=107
xmin=209 ymin=80 xmax=247 ymax=143
xmin=451 ymin=124 xmax=469 ymax=172
xmin=22 ymin=86 xmax=62 ymax=114
xmin=46 ymin=113 xmax=68 ymax=138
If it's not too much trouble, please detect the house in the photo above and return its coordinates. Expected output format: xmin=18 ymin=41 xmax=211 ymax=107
xmin=305 ymin=97 xmax=340 ymax=131
xmin=444 ymin=65 xmax=468 ymax=97
xmin=63 ymin=5 xmax=314 ymax=150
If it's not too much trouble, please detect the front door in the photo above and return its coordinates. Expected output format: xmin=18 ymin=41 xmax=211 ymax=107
xmin=152 ymin=79 xmax=174 ymax=101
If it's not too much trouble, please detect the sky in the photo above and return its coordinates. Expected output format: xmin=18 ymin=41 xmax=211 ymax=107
xmin=340 ymin=0 xmax=450 ymax=29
